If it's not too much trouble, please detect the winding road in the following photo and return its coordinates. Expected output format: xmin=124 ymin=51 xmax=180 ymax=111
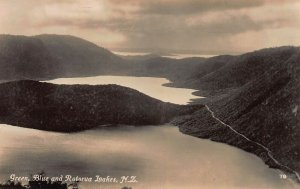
xmin=205 ymin=105 xmax=300 ymax=182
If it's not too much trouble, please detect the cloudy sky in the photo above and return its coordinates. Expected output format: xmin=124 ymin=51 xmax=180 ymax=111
xmin=0 ymin=0 xmax=299 ymax=54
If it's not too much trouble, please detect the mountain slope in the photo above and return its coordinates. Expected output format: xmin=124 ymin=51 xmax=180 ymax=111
xmin=35 ymin=34 xmax=128 ymax=76
xmin=0 ymin=34 xmax=129 ymax=80
xmin=0 ymin=80 xmax=202 ymax=132
xmin=173 ymin=47 xmax=300 ymax=181
xmin=178 ymin=46 xmax=298 ymax=95
xmin=0 ymin=35 xmax=59 ymax=80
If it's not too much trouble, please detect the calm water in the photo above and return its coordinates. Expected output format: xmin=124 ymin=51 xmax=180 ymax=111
xmin=0 ymin=76 xmax=297 ymax=188
xmin=162 ymin=53 xmax=216 ymax=59
xmin=113 ymin=51 xmax=217 ymax=59
xmin=45 ymin=76 xmax=200 ymax=105
xmin=0 ymin=125 xmax=296 ymax=189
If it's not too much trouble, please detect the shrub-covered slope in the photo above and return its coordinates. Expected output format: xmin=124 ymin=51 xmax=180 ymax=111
xmin=0 ymin=80 xmax=202 ymax=132
xmin=173 ymin=47 xmax=300 ymax=181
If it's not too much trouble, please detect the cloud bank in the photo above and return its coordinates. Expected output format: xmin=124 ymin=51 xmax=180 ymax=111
xmin=0 ymin=0 xmax=299 ymax=54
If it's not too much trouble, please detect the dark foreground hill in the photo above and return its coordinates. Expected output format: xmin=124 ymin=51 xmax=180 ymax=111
xmin=172 ymin=47 xmax=300 ymax=181
xmin=0 ymin=80 xmax=201 ymax=132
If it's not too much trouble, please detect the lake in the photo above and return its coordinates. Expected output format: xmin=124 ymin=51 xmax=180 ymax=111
xmin=0 ymin=76 xmax=297 ymax=189
xmin=113 ymin=51 xmax=217 ymax=59
xmin=44 ymin=76 xmax=200 ymax=105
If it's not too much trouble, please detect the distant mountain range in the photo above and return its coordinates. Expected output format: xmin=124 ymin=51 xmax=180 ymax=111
xmin=0 ymin=34 xmax=209 ymax=81
xmin=0 ymin=34 xmax=299 ymax=182
xmin=0 ymin=34 xmax=230 ymax=83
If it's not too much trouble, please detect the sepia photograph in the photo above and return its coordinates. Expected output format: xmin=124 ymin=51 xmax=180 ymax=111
xmin=0 ymin=0 xmax=299 ymax=188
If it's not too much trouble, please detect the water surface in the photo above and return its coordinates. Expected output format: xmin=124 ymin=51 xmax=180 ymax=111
xmin=113 ymin=51 xmax=217 ymax=59
xmin=45 ymin=76 xmax=199 ymax=105
xmin=0 ymin=124 xmax=295 ymax=189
